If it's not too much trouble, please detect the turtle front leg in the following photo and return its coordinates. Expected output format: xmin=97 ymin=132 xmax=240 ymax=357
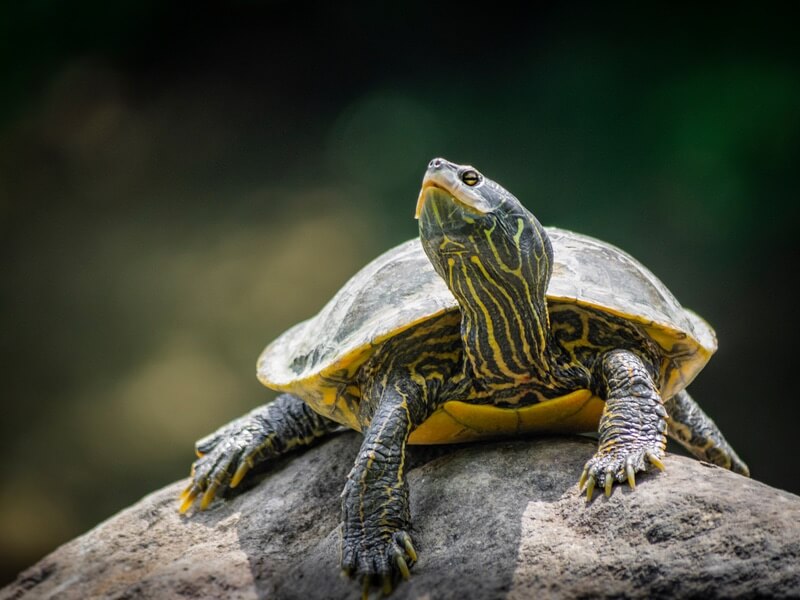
xmin=580 ymin=349 xmax=668 ymax=500
xmin=180 ymin=393 xmax=340 ymax=512
xmin=340 ymin=385 xmax=419 ymax=598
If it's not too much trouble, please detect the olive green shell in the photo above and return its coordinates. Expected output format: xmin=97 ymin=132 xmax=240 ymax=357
xmin=257 ymin=227 xmax=716 ymax=416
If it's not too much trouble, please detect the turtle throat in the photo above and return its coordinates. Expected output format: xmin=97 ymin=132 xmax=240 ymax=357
xmin=420 ymin=193 xmax=556 ymax=386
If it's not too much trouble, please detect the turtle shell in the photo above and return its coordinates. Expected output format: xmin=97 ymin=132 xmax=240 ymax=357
xmin=257 ymin=227 xmax=716 ymax=432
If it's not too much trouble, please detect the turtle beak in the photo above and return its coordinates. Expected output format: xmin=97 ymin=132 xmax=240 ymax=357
xmin=414 ymin=182 xmax=434 ymax=219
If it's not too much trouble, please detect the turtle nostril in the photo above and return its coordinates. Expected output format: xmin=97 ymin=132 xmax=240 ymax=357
xmin=428 ymin=158 xmax=443 ymax=170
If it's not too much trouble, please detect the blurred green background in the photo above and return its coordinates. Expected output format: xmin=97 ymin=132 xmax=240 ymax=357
xmin=1 ymin=2 xmax=798 ymax=586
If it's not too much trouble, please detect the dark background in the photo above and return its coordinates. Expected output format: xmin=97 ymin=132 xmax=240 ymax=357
xmin=1 ymin=2 xmax=798 ymax=586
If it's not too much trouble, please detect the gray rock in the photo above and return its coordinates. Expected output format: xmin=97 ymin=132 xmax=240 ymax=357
xmin=3 ymin=434 xmax=799 ymax=599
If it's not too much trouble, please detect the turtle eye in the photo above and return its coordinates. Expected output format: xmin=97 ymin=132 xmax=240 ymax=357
xmin=460 ymin=169 xmax=481 ymax=186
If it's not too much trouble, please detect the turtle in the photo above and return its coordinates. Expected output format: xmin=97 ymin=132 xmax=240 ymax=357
xmin=180 ymin=157 xmax=748 ymax=597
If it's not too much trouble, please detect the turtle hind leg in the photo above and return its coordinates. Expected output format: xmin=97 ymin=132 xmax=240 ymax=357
xmin=180 ymin=393 xmax=341 ymax=513
xmin=665 ymin=390 xmax=749 ymax=476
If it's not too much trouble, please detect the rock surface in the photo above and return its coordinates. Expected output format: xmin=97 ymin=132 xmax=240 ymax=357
xmin=3 ymin=434 xmax=799 ymax=599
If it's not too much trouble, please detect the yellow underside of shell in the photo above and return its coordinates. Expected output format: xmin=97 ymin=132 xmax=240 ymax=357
xmin=408 ymin=388 xmax=604 ymax=444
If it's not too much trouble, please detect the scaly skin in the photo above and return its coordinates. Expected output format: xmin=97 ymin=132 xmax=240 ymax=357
xmin=336 ymin=322 xmax=460 ymax=596
xmin=579 ymin=349 xmax=668 ymax=500
xmin=665 ymin=390 xmax=749 ymax=476
xmin=340 ymin=386 xmax=418 ymax=595
xmin=180 ymin=393 xmax=340 ymax=512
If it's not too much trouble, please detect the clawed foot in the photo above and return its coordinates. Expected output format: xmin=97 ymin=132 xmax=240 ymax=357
xmin=578 ymin=446 xmax=665 ymax=501
xmin=179 ymin=415 xmax=272 ymax=513
xmin=341 ymin=529 xmax=417 ymax=599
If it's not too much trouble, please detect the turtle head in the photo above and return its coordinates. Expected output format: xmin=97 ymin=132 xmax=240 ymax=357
xmin=416 ymin=158 xmax=554 ymax=382
xmin=415 ymin=157 xmax=553 ymax=290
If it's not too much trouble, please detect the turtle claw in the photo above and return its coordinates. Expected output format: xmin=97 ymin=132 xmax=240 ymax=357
xmin=230 ymin=460 xmax=252 ymax=489
xmin=584 ymin=475 xmax=596 ymax=502
xmin=395 ymin=555 xmax=410 ymax=580
xmin=341 ymin=529 xmax=417 ymax=596
xmin=199 ymin=482 xmax=220 ymax=510
xmin=579 ymin=445 xmax=665 ymax=500
xmin=647 ymin=451 xmax=666 ymax=471
xmin=604 ymin=467 xmax=614 ymax=497
xmin=626 ymin=462 xmax=636 ymax=489
xmin=382 ymin=574 xmax=393 ymax=595
xmin=179 ymin=487 xmax=199 ymax=514
xmin=400 ymin=534 xmax=417 ymax=563
xmin=578 ymin=467 xmax=588 ymax=491
xmin=179 ymin=483 xmax=193 ymax=501
xmin=361 ymin=576 xmax=371 ymax=600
